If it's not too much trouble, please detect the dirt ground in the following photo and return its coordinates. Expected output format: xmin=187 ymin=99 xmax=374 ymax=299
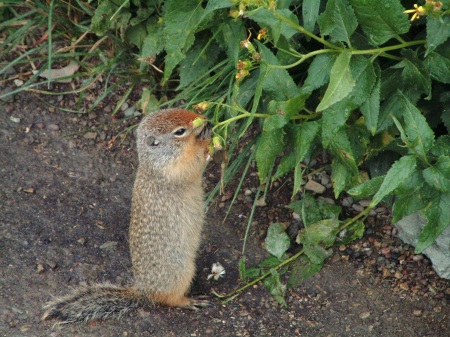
xmin=1 ymin=90 xmax=450 ymax=337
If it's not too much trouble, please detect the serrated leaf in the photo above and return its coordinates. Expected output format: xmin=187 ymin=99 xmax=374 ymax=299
xmin=215 ymin=19 xmax=246 ymax=64
xmin=178 ymin=41 xmax=219 ymax=89
xmin=393 ymin=49 xmax=431 ymax=99
xmin=273 ymin=151 xmax=296 ymax=180
xmin=162 ymin=0 xmax=204 ymax=83
xmin=265 ymin=223 xmax=291 ymax=259
xmin=316 ymin=50 xmax=354 ymax=112
xmin=431 ymin=136 xmax=450 ymax=157
xmin=302 ymin=0 xmax=321 ymax=33
xmin=322 ymin=56 xmax=376 ymax=146
xmin=337 ymin=220 xmax=365 ymax=245
xmin=203 ymin=0 xmax=233 ymax=17
xmin=361 ymin=63 xmax=381 ymax=135
xmin=348 ymin=0 xmax=410 ymax=46
xmin=331 ymin=160 xmax=350 ymax=198
xmin=141 ymin=18 xmax=164 ymax=58
xmin=318 ymin=0 xmax=358 ymax=46
xmin=423 ymin=156 xmax=450 ymax=192
xmin=297 ymin=219 xmax=340 ymax=265
xmin=348 ymin=175 xmax=384 ymax=199
xmin=398 ymin=92 xmax=435 ymax=160
xmin=288 ymin=256 xmax=322 ymax=289
xmin=416 ymin=193 xmax=450 ymax=253
xmin=91 ymin=1 xmax=119 ymax=35
xmin=257 ymin=42 xmax=300 ymax=100
xmin=256 ymin=128 xmax=285 ymax=183
xmin=371 ymin=155 xmax=417 ymax=207
xmin=424 ymin=51 xmax=450 ymax=84
xmin=393 ymin=188 xmax=428 ymax=223
xmin=264 ymin=94 xmax=308 ymax=131
xmin=263 ymin=269 xmax=287 ymax=307
xmin=301 ymin=53 xmax=336 ymax=94
xmin=327 ymin=128 xmax=360 ymax=198
xmin=249 ymin=9 xmax=299 ymax=45
xmin=426 ymin=16 xmax=450 ymax=56
xmin=294 ymin=121 xmax=320 ymax=164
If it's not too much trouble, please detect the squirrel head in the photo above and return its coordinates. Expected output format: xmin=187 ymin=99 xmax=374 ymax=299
xmin=136 ymin=109 xmax=212 ymax=182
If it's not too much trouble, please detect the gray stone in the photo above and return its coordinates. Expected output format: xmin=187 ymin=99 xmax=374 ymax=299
xmin=395 ymin=213 xmax=450 ymax=279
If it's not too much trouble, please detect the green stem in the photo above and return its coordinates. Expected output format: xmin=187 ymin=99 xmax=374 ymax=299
xmin=271 ymin=10 xmax=340 ymax=50
xmin=268 ymin=48 xmax=337 ymax=69
xmin=352 ymin=40 xmax=426 ymax=55
xmin=216 ymin=248 xmax=305 ymax=301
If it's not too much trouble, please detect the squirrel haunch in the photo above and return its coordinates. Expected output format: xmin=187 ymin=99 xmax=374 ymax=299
xmin=43 ymin=109 xmax=212 ymax=325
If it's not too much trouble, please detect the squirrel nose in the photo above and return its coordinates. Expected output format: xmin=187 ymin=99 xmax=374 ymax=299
xmin=197 ymin=122 xmax=212 ymax=140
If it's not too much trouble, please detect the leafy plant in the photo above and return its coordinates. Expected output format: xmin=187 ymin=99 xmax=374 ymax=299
xmin=2 ymin=0 xmax=449 ymax=304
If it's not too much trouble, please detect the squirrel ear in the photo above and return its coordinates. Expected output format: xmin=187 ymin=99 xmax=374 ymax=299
xmin=146 ymin=136 xmax=159 ymax=147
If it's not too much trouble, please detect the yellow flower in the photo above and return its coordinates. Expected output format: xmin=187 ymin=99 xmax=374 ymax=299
xmin=404 ymin=4 xmax=427 ymax=21
xmin=257 ymin=28 xmax=268 ymax=40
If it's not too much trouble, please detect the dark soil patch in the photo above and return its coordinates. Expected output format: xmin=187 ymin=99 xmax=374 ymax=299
xmin=1 ymin=89 xmax=449 ymax=337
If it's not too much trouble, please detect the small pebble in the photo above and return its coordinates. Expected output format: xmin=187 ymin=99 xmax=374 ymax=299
xmin=84 ymin=131 xmax=97 ymax=139
xmin=413 ymin=310 xmax=422 ymax=317
xmin=359 ymin=311 xmax=371 ymax=319
xmin=341 ymin=197 xmax=353 ymax=208
xmin=47 ymin=124 xmax=59 ymax=131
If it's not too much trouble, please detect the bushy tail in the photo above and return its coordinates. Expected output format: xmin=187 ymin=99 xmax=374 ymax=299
xmin=43 ymin=283 xmax=144 ymax=325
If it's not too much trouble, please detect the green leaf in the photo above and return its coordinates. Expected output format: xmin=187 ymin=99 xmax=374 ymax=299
xmin=178 ymin=40 xmax=219 ymax=89
xmin=392 ymin=170 xmax=427 ymax=222
xmin=91 ymin=1 xmax=119 ymax=34
xmin=301 ymin=53 xmax=336 ymax=94
xmin=318 ymin=0 xmax=358 ymax=46
xmin=264 ymin=94 xmax=308 ymax=131
xmin=141 ymin=17 xmax=164 ymax=58
xmin=348 ymin=175 xmax=384 ymax=199
xmin=361 ymin=63 xmax=381 ymax=135
xmin=263 ymin=269 xmax=287 ymax=307
xmin=348 ymin=0 xmax=410 ymax=46
xmin=288 ymin=256 xmax=322 ymax=289
xmin=327 ymin=128 xmax=360 ymax=198
xmin=203 ymin=0 xmax=233 ymax=17
xmin=337 ymin=221 xmax=365 ymax=245
xmin=423 ymin=156 xmax=450 ymax=193
xmin=416 ymin=193 xmax=450 ymax=253
xmin=316 ymin=50 xmax=354 ymax=112
xmin=302 ymin=0 xmax=321 ymax=33
xmin=249 ymin=9 xmax=299 ymax=45
xmin=215 ymin=19 xmax=246 ymax=64
xmin=273 ymin=151 xmax=296 ymax=180
xmin=265 ymin=223 xmax=291 ymax=259
xmin=431 ymin=136 xmax=450 ymax=157
xmin=257 ymin=42 xmax=300 ymax=100
xmin=398 ymin=92 xmax=435 ymax=160
xmin=322 ymin=56 xmax=376 ymax=146
xmin=426 ymin=16 xmax=450 ymax=56
xmin=331 ymin=160 xmax=350 ymax=198
xmin=256 ymin=128 xmax=285 ymax=183
xmin=392 ymin=49 xmax=432 ymax=99
xmin=294 ymin=121 xmax=320 ymax=165
xmin=288 ymin=194 xmax=322 ymax=227
xmin=162 ymin=0 xmax=204 ymax=83
xmin=297 ymin=219 xmax=340 ymax=265
xmin=424 ymin=51 xmax=450 ymax=84
xmin=371 ymin=155 xmax=417 ymax=207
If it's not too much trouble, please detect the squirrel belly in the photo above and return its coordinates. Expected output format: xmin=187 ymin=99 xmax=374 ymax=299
xmin=43 ymin=109 xmax=212 ymax=325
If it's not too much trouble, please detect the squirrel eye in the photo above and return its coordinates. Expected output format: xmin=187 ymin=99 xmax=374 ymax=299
xmin=173 ymin=128 xmax=186 ymax=136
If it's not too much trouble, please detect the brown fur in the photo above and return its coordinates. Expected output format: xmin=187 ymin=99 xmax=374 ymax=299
xmin=43 ymin=109 xmax=211 ymax=325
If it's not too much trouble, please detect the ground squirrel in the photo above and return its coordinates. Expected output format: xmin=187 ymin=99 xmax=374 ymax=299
xmin=43 ymin=109 xmax=212 ymax=324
